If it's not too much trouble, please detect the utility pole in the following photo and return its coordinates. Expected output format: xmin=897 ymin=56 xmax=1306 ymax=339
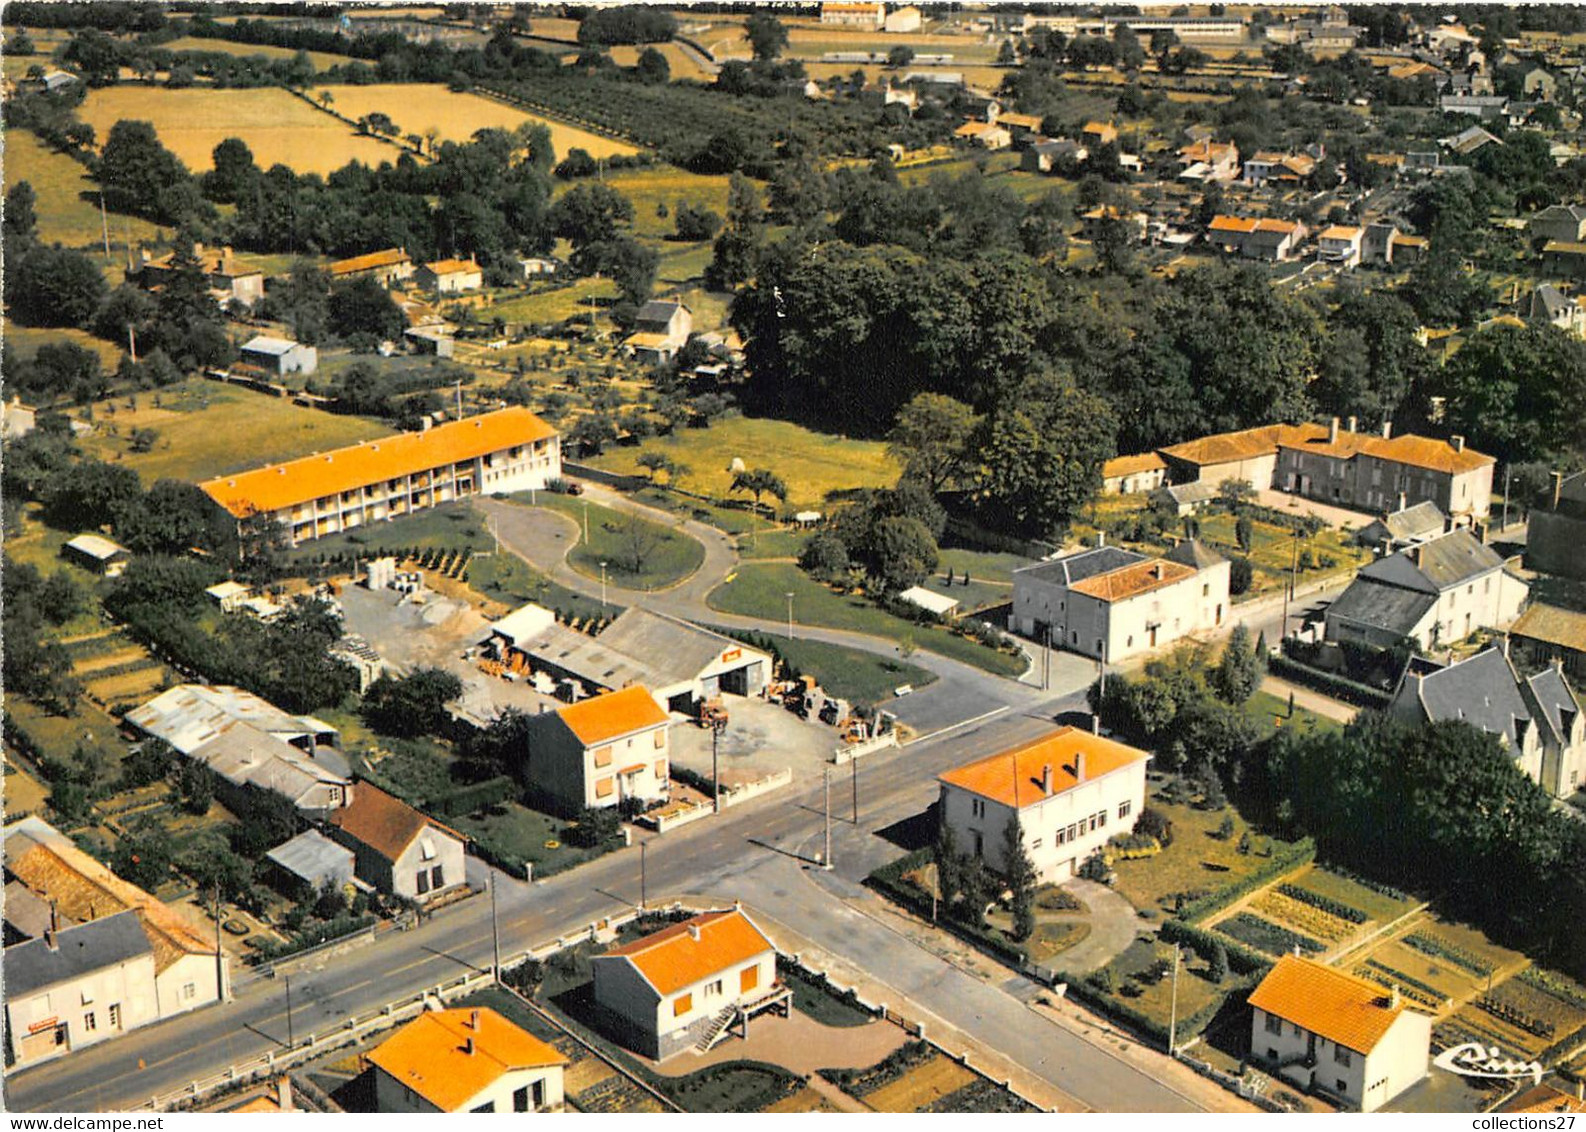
xmin=823 ymin=766 xmax=832 ymax=870
xmin=455 ymin=378 xmax=463 ymax=420
xmin=1043 ymin=624 xmax=1051 ymax=691
xmin=213 ymin=880 xmax=226 ymax=1002
xmin=1167 ymin=944 xmax=1181 ymax=1057
xmin=785 ymin=592 xmax=795 ymax=640
xmin=127 ymin=323 xmax=138 ymax=364
xmin=1282 ymin=528 xmax=1299 ymax=640
xmin=284 ymin=975 xmax=295 ymax=1048
xmin=710 ymin=716 xmax=725 ymax=814
xmin=1098 ymin=638 xmax=1108 ymax=701
xmin=851 ymin=757 xmax=858 ymax=824
xmin=599 ymin=560 xmax=608 ymax=613
xmin=640 ymin=840 xmax=648 ymax=910
xmin=489 ymin=871 xmax=502 ymax=986
xmin=1500 ymin=464 xmax=1512 ymax=532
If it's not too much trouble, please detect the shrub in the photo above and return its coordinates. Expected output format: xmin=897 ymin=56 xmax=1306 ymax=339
xmin=1276 ymin=882 xmax=1368 ymax=925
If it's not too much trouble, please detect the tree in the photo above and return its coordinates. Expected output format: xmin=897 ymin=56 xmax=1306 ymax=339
xmin=4 ymin=181 xmax=38 ymax=245
xmin=1234 ymin=514 xmax=1253 ymax=552
xmin=567 ymin=412 xmax=618 ymax=456
xmin=1004 ymin=816 xmax=1038 ymax=942
xmin=1432 ymin=322 xmax=1586 ymax=464
xmin=673 ymin=201 xmax=723 ymax=242
xmin=729 ymin=467 xmax=787 ymax=517
xmin=635 ymin=452 xmax=674 ymax=482
xmin=935 ymin=818 xmax=963 ymax=908
xmin=610 ymin=511 xmax=668 ymax=575
xmin=971 ymin=369 xmax=1117 ymax=539
xmin=115 ymin=479 xmax=237 ymax=558
xmin=886 ymin=45 xmax=915 ymax=69
xmin=572 ymin=236 xmax=658 ymax=307
xmin=113 ymin=815 xmax=175 ymax=890
xmin=360 ymin=668 xmax=463 ymax=737
xmin=6 ymin=244 xmax=109 ymax=328
xmin=745 ymin=12 xmax=788 ymax=60
xmin=634 ymin=45 xmax=670 ymax=84
xmin=174 ymin=757 xmax=215 ymax=815
xmin=203 ymin=137 xmax=258 ymax=204
xmin=869 ymin=516 xmax=938 ymax=593
xmin=328 ymin=275 xmax=406 ymax=343
xmin=96 ymin=120 xmax=209 ymax=227
xmin=1214 ymin=626 xmax=1260 ymax=704
xmin=1208 ymin=941 xmax=1229 ymax=982
xmin=798 ymin=532 xmax=850 ymax=583
xmin=1229 ymin=556 xmax=1253 ymax=596
xmin=549 ymin=183 xmax=635 ymax=247
xmin=888 ymin=393 xmax=980 ymax=492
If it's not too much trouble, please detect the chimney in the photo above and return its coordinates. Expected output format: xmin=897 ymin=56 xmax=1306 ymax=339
xmin=1328 ymin=416 xmax=1340 ymax=443
xmin=1074 ymin=751 xmax=1086 ymax=783
xmin=1379 ymin=537 xmax=1393 ymax=559
xmin=1451 ymin=435 xmax=1465 ymax=452
xmin=1152 ymin=563 xmax=1164 ymax=580
xmin=1091 ymin=712 xmax=1101 ymax=735
xmin=1411 ymin=544 xmax=1424 ymax=568
xmin=1381 ymin=420 xmax=1392 ymax=439
xmin=1042 ymin=764 xmax=1054 ymax=796
xmin=1397 ymin=492 xmax=1407 ymax=512
xmin=471 ymin=1009 xmax=480 ymax=1030
xmin=464 ymin=1036 xmax=475 ymax=1055
xmin=1390 ymin=985 xmax=1401 ymax=1009
xmin=1347 ymin=415 xmax=1358 ymax=434
xmin=688 ymin=923 xmax=701 ymax=942
xmin=1553 ymin=470 xmax=1565 ymax=509
xmin=1097 ymin=531 xmax=1106 ymax=547
xmin=276 ymin=1077 xmax=294 ymax=1113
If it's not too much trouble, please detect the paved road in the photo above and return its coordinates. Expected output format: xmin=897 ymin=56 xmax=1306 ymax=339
xmin=3 ymin=695 xmax=1206 ymax=1114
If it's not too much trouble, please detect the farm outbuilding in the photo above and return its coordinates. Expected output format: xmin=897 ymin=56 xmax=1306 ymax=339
xmin=63 ymin=533 xmax=130 ymax=577
xmin=239 ymin=336 xmax=318 ymax=377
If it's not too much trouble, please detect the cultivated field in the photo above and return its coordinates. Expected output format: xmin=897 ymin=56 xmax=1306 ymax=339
xmin=308 ymin=83 xmax=640 ymax=159
xmin=568 ymin=166 xmax=738 ymax=239
xmin=608 ymin=43 xmax=712 ymax=82
xmin=5 ymin=129 xmax=163 ymax=249
xmin=161 ymin=36 xmax=351 ymax=70
xmin=79 ymin=87 xmax=398 ymax=175
xmin=79 ymin=380 xmax=394 ymax=483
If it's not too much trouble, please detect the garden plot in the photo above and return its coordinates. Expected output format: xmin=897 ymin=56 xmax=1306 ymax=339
xmin=1284 ymin=865 xmax=1420 ymax=925
xmin=1440 ymin=971 xmax=1586 ymax=1062
xmin=1347 ymin=920 xmax=1528 ymax=1017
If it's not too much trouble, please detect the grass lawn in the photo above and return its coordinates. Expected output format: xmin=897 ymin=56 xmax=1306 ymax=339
xmin=1240 ymin=690 xmax=1343 ymax=739
xmin=6 ymin=696 xmax=131 ymax=783
xmin=662 ymin=1062 xmax=803 ymax=1113
xmin=79 ymin=379 xmax=394 ymax=483
xmin=1024 ymin=920 xmax=1091 ymax=963
xmin=5 ymin=129 xmax=163 ymax=249
xmin=589 ymin=415 xmax=899 ymax=509
xmin=779 ymin=962 xmax=878 ymax=1028
xmin=1109 ymin=790 xmax=1306 ymax=916
xmin=656 ymin=242 xmax=717 ymax=288
xmin=736 ymin=528 xmax=809 ymax=560
xmin=515 ymin=493 xmax=706 ymax=591
xmin=4 ymin=320 xmax=125 ymax=371
xmin=713 ymin=629 xmax=936 ymax=706
xmin=709 ymin=562 xmax=1026 ymax=677
xmin=573 ymin=166 xmax=737 ymax=240
xmin=485 ymin=276 xmax=619 ymax=325
xmin=450 ymin=801 xmax=615 ymax=879
xmin=1085 ymin=938 xmax=1230 ymax=1039
xmin=629 ymin=487 xmax=779 ymax=538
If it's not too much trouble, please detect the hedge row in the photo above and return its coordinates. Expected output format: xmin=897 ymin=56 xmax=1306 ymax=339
xmin=1058 ymin=967 xmax=1242 ymax=1049
xmin=1159 ymin=919 xmax=1274 ymax=978
xmin=1268 ymin=654 xmax=1392 ymax=709
xmin=427 ymin=775 xmax=516 ymax=818
xmin=1175 ymin=837 xmax=1316 ymax=925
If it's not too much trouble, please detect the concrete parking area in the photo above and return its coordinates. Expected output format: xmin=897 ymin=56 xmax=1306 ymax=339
xmin=668 ymin=694 xmax=846 ymax=784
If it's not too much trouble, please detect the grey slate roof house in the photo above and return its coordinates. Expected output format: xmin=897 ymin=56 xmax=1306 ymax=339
xmin=1324 ymin=529 xmax=1527 ymax=650
xmin=1355 ymin=501 xmax=1449 ymax=550
xmin=1388 ymin=646 xmax=1586 ymax=797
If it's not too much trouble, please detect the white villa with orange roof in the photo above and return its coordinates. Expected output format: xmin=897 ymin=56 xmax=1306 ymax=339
xmin=1248 ymin=955 xmax=1431 ymax=1112
xmin=368 ymin=1006 xmax=566 ymax=1113
xmin=1012 ymin=540 xmax=1229 ymax=663
xmin=198 ymin=407 xmax=559 ymax=545
xmin=937 ymin=726 xmax=1150 ymax=884
xmin=590 ymin=908 xmax=786 ymax=1060
xmin=416 ymin=256 xmax=483 ymax=294
xmin=1316 ymin=224 xmax=1365 ymax=267
xmin=519 ymin=685 xmax=671 ymax=814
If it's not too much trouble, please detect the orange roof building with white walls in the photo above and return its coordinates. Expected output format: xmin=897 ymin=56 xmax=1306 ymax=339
xmin=937 ymin=725 xmax=1151 ymax=884
xmin=591 ymin=908 xmax=783 ymax=1060
xmin=199 ymin=407 xmax=559 ymax=545
xmin=368 ymin=1007 xmax=566 ymax=1113
xmin=520 ymin=685 xmax=671 ymax=814
xmin=1249 ymin=955 xmax=1431 ymax=1111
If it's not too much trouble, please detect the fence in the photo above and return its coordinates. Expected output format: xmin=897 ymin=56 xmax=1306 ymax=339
xmin=718 ymin=767 xmax=792 ymax=809
xmin=832 ymin=732 xmax=900 ymax=765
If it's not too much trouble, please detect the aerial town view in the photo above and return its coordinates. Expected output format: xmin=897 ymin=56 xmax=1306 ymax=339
xmin=4 ymin=0 xmax=1586 ymax=1120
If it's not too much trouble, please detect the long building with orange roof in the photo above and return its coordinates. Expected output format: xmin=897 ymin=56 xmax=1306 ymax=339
xmin=591 ymin=907 xmax=785 ymax=1060
xmin=1012 ymin=538 xmax=1230 ymax=663
xmin=198 ymin=406 xmax=559 ymax=546
xmin=1248 ymin=954 xmax=1431 ymax=1111
xmin=4 ymin=816 xmax=229 ymax=1066
xmin=937 ymin=725 xmax=1150 ymax=884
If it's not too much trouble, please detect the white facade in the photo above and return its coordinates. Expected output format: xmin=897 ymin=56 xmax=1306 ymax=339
xmin=1251 ymin=999 xmax=1430 ymax=1112
xmin=884 ymin=6 xmax=922 ymax=32
xmin=373 ymin=1060 xmax=564 ymax=1114
xmin=5 ymin=920 xmax=159 ymax=1067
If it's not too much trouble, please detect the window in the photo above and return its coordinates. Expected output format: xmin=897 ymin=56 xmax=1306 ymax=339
xmin=471 ymin=1101 xmax=495 ymax=1113
xmin=655 ymin=760 xmax=667 ymax=778
xmin=1335 ymin=1079 xmax=1348 ymax=1094
xmin=1031 ymin=838 xmax=1043 ymax=849
xmin=1264 ymin=1013 xmax=1283 ymax=1036
xmin=1267 ymin=1048 xmax=1278 ymax=1061
xmin=83 ymin=1012 xmax=97 ymax=1033
xmin=419 ymin=837 xmax=436 ymax=861
xmin=595 ymin=777 xmax=614 ymax=799
xmin=1126 ymin=636 xmax=1133 ymax=648
xmin=971 ymin=798 xmax=985 ymax=818
xmin=1203 ymin=583 xmax=1210 ymax=597
xmin=1334 ymin=1046 xmax=1353 ymax=1067
xmin=416 ymin=869 xmax=431 ymax=895
xmin=1056 ymin=828 xmax=1066 ymax=846
xmin=1088 ymin=814 xmax=1098 ymax=832
xmin=706 ymin=979 xmax=724 ymax=998
xmin=1118 ymin=800 xmax=1132 ymax=820
xmin=1098 ymin=811 xmax=1107 ymax=828
xmin=182 ymin=983 xmax=197 ymax=1001
xmin=654 ymin=729 xmax=666 ymax=749
xmin=431 ymin=865 xmax=445 ymax=889
xmin=514 ymin=1085 xmax=532 ymax=1113
xmin=1067 ymin=823 xmax=1078 ymax=841
xmin=109 ymin=1004 xmax=121 ymax=1028
xmin=741 ymin=965 xmax=759 ymax=993
xmin=593 ymin=745 xmax=613 ymax=768
xmin=674 ymin=993 xmax=693 ymax=1017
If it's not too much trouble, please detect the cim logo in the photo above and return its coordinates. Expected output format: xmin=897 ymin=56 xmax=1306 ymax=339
xmin=1431 ymin=1042 xmax=1543 ymax=1086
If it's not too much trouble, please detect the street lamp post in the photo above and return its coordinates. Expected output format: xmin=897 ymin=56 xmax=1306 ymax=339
xmin=785 ymin=592 xmax=795 ymax=640
xmin=599 ymin=560 xmax=608 ymax=613
xmin=1167 ymin=944 xmax=1181 ymax=1056
xmin=284 ymin=975 xmax=295 ymax=1048
xmin=490 ymin=871 xmax=502 ymax=986
xmin=710 ymin=716 xmax=726 ymax=814
xmin=823 ymin=766 xmax=832 ymax=870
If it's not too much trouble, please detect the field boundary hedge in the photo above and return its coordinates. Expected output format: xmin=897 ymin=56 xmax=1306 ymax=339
xmin=1175 ymin=837 xmax=1316 ymax=924
xmin=1269 ymin=654 xmax=1391 ymax=709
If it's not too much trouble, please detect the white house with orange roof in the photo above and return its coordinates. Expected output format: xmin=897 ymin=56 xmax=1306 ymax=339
xmin=937 ymin=726 xmax=1150 ymax=884
xmin=1178 ymin=138 xmax=1240 ymax=181
xmin=1248 ymin=955 xmax=1431 ymax=1112
xmin=368 ymin=1006 xmax=566 ymax=1113
xmin=955 ymin=120 xmax=1012 ymax=150
xmin=199 ymin=407 xmax=560 ymax=546
xmin=329 ymin=247 xmax=414 ymax=287
xmin=1316 ymin=224 xmax=1365 ymax=267
xmin=520 ymin=685 xmax=671 ymax=814
xmin=590 ymin=908 xmax=786 ymax=1060
xmin=416 ymin=257 xmax=483 ymax=294
xmin=1012 ymin=540 xmax=1229 ymax=662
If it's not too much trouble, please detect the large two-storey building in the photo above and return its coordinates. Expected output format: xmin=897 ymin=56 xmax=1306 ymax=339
xmin=199 ymin=407 xmax=559 ymax=546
